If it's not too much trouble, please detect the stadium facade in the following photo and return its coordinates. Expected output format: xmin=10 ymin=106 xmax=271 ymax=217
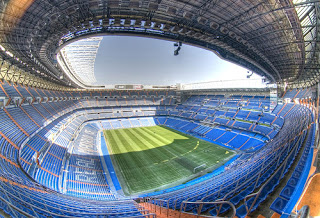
xmin=0 ymin=1 xmax=319 ymax=218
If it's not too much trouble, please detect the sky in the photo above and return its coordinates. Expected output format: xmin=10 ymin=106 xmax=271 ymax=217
xmin=94 ymin=36 xmax=264 ymax=86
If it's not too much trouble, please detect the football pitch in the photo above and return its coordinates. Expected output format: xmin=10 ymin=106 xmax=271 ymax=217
xmin=103 ymin=125 xmax=235 ymax=195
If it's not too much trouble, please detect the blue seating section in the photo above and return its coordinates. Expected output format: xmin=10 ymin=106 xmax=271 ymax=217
xmin=283 ymin=88 xmax=312 ymax=99
xmin=185 ymin=94 xmax=270 ymax=111
xmin=63 ymin=124 xmax=115 ymax=200
xmin=161 ymin=117 xmax=266 ymax=151
xmin=1 ymin=81 xmax=20 ymax=97
xmin=0 ymin=85 xmax=315 ymax=218
xmin=270 ymin=123 xmax=315 ymax=216
xmin=0 ymin=111 xmax=26 ymax=146
xmin=169 ymin=95 xmax=283 ymax=142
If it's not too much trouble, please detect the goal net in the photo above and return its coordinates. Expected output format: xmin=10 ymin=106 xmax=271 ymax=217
xmin=175 ymin=157 xmax=207 ymax=174
xmin=193 ymin=164 xmax=206 ymax=174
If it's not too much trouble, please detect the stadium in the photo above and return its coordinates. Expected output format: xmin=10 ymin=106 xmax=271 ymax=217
xmin=0 ymin=0 xmax=319 ymax=218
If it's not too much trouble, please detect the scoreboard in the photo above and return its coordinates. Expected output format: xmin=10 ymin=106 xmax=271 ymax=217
xmin=115 ymin=85 xmax=143 ymax=90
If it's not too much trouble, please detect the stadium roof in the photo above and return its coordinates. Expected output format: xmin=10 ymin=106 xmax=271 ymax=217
xmin=0 ymin=0 xmax=319 ymax=89
xmin=58 ymin=37 xmax=102 ymax=87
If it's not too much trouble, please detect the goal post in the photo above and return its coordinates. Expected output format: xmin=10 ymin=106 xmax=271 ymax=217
xmin=193 ymin=164 xmax=206 ymax=174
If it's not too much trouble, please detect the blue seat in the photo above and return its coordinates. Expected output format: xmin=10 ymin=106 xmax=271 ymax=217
xmin=230 ymin=194 xmax=242 ymax=206
xmin=270 ymin=197 xmax=288 ymax=214
xmin=280 ymin=185 xmax=295 ymax=200
xmin=209 ymin=204 xmax=231 ymax=216
xmin=236 ymin=204 xmax=248 ymax=218
xmin=287 ymin=177 xmax=298 ymax=188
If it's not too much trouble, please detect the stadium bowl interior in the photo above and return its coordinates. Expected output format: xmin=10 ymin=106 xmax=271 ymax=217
xmin=0 ymin=0 xmax=319 ymax=218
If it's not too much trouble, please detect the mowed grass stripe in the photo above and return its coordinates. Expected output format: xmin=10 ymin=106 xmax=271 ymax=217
xmin=126 ymin=128 xmax=177 ymax=185
xmin=141 ymin=126 xmax=202 ymax=161
xmin=113 ymin=129 xmax=159 ymax=172
xmin=133 ymin=127 xmax=180 ymax=160
xmin=125 ymin=127 xmax=184 ymax=185
xmin=104 ymin=126 xmax=235 ymax=194
xmin=140 ymin=126 xmax=198 ymax=161
xmin=140 ymin=127 xmax=188 ymax=157
xmin=125 ymin=128 xmax=165 ymax=165
xmin=110 ymin=128 xmax=167 ymax=191
xmin=107 ymin=130 xmax=139 ymax=188
xmin=110 ymin=129 xmax=157 ymax=184
xmin=133 ymin=127 xmax=188 ymax=178
xmin=106 ymin=127 xmax=186 ymax=192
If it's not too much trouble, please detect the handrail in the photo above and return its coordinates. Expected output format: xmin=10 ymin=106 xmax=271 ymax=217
xmin=169 ymin=137 xmax=293 ymax=210
xmin=195 ymin=128 xmax=305 ymax=216
xmin=294 ymin=205 xmax=310 ymax=218
xmin=0 ymin=181 xmax=154 ymax=217
xmin=179 ymin=200 xmax=236 ymax=218
xmin=143 ymin=197 xmax=170 ymax=217
xmin=0 ymin=176 xmax=142 ymax=212
xmin=242 ymin=128 xmax=306 ymax=215
xmin=294 ymin=172 xmax=318 ymax=214
xmin=202 ymin=134 xmax=289 ymax=202
xmin=183 ymin=114 xmax=307 ymax=206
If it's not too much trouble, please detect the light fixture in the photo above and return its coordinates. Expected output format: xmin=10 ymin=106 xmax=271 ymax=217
xmin=247 ymin=71 xmax=253 ymax=78
xmin=174 ymin=41 xmax=182 ymax=56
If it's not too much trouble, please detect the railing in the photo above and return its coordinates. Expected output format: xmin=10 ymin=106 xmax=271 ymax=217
xmin=180 ymin=200 xmax=236 ymax=218
xmin=0 ymin=176 xmax=156 ymax=217
xmin=294 ymin=205 xmax=310 ymax=218
xmin=192 ymin=123 xmax=306 ymax=216
xmin=242 ymin=131 xmax=305 ymax=216
xmin=144 ymin=197 xmax=170 ymax=217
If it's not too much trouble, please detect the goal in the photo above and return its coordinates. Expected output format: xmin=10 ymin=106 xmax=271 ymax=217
xmin=193 ymin=164 xmax=206 ymax=174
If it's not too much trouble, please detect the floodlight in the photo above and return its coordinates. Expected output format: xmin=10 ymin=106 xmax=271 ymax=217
xmin=247 ymin=71 xmax=253 ymax=78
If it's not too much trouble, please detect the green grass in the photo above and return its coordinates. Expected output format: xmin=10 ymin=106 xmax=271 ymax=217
xmin=103 ymin=125 xmax=235 ymax=195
